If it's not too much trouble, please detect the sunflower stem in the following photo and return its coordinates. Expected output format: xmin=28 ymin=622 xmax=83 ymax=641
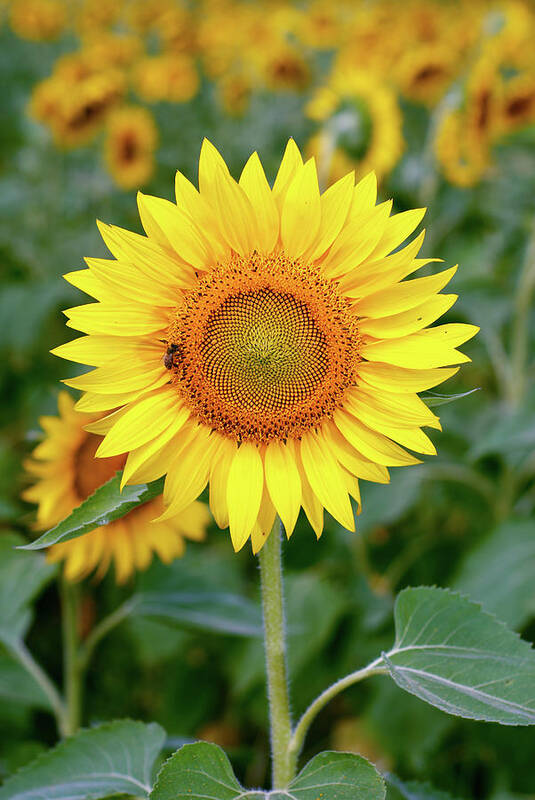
xmin=61 ymin=579 xmax=82 ymax=737
xmin=288 ymin=659 xmax=387 ymax=766
xmin=258 ymin=519 xmax=293 ymax=788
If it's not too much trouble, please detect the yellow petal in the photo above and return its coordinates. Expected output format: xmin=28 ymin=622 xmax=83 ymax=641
xmin=85 ymin=258 xmax=179 ymax=306
xmin=344 ymin=400 xmax=437 ymax=455
xmin=64 ymin=303 xmax=168 ymax=337
xmin=339 ymin=230 xmax=430 ymax=297
xmin=348 ymin=171 xmax=377 ymax=218
xmin=322 ymin=201 xmax=392 ymax=279
xmin=361 ymin=324 xmax=479 ymax=368
xmin=208 ymin=435 xmax=237 ymax=528
xmin=97 ymin=221 xmax=196 ymax=286
xmin=264 ymin=440 xmax=301 ymax=536
xmin=239 ymin=151 xmax=279 ymax=254
xmin=358 ymin=294 xmax=457 ymax=338
xmin=281 ymin=159 xmax=321 ymax=258
xmin=357 ymin=362 xmax=459 ymax=393
xmin=300 ymin=430 xmax=355 ymax=530
xmin=352 ymin=386 xmax=441 ymax=429
xmin=120 ymin=409 xmax=192 ymax=489
xmin=159 ymin=427 xmax=219 ymax=519
xmin=272 ymin=138 xmax=303 ymax=213
xmin=368 ymin=207 xmax=426 ymax=260
xmin=322 ymin=421 xmax=390 ymax=483
xmin=354 ymin=266 xmax=458 ymax=318
xmin=227 ymin=442 xmax=264 ymax=551
xmin=63 ymin=363 xmax=166 ymax=394
xmin=52 ymin=335 xmax=163 ymax=368
xmin=304 ymin=171 xmax=354 ymax=261
xmin=96 ymin=388 xmax=185 ymax=457
xmin=209 ymin=161 xmax=258 ymax=256
xmin=138 ymin=192 xmax=212 ymax=269
xmin=175 ymin=169 xmax=229 ymax=262
xmin=334 ymin=409 xmax=421 ymax=467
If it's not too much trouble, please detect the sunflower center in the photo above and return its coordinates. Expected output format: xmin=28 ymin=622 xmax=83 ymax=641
xmin=166 ymin=252 xmax=361 ymax=443
xmin=74 ymin=433 xmax=126 ymax=501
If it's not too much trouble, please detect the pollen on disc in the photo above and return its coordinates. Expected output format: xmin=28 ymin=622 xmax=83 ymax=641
xmin=166 ymin=252 xmax=361 ymax=443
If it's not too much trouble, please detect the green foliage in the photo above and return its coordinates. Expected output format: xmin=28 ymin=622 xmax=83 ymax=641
xmin=454 ymin=520 xmax=535 ymax=629
xmin=131 ymin=590 xmax=262 ymax=637
xmin=386 ymin=775 xmax=460 ymax=800
xmin=0 ymin=532 xmax=56 ymax=643
xmin=22 ymin=475 xmax=165 ymax=550
xmin=0 ymin=720 xmax=166 ymax=800
xmin=384 ymin=587 xmax=535 ymax=724
xmin=151 ymin=742 xmax=385 ymax=800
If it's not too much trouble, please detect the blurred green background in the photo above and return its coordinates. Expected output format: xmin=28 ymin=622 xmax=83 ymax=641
xmin=1 ymin=3 xmax=535 ymax=797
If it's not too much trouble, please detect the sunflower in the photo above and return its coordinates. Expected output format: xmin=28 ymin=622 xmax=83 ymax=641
xmin=104 ymin=106 xmax=158 ymax=190
xmin=22 ymin=392 xmax=209 ymax=582
xmin=54 ymin=139 xmax=478 ymax=553
xmin=9 ymin=0 xmax=67 ymax=42
xmin=306 ymin=70 xmax=404 ymax=183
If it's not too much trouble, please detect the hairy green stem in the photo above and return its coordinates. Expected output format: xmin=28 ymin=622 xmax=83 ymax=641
xmin=258 ymin=520 xmax=293 ymax=788
xmin=288 ymin=658 xmax=386 ymax=767
xmin=61 ymin=579 xmax=82 ymax=736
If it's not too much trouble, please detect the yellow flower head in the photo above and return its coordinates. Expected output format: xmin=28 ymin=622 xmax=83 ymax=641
xmin=10 ymin=0 xmax=66 ymax=41
xmin=43 ymin=69 xmax=125 ymax=149
xmin=22 ymin=392 xmax=209 ymax=582
xmin=54 ymin=140 xmax=478 ymax=553
xmin=306 ymin=70 xmax=404 ymax=183
xmin=104 ymin=106 xmax=158 ymax=190
xmin=134 ymin=53 xmax=199 ymax=104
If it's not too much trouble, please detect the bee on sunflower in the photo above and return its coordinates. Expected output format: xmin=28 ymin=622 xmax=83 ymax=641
xmin=53 ymin=139 xmax=478 ymax=553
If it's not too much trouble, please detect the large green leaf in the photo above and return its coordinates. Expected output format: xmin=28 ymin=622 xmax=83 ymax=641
xmin=132 ymin=591 xmax=263 ymax=636
xmin=454 ymin=520 xmax=535 ymax=628
xmin=0 ymin=532 xmax=56 ymax=643
xmin=383 ymin=587 xmax=535 ymax=724
xmin=21 ymin=474 xmax=165 ymax=550
xmin=0 ymin=720 xmax=166 ymax=800
xmin=151 ymin=742 xmax=385 ymax=800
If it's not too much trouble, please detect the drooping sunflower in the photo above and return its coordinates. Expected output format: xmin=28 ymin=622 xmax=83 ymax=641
xmin=54 ymin=140 xmax=478 ymax=553
xmin=22 ymin=392 xmax=209 ymax=582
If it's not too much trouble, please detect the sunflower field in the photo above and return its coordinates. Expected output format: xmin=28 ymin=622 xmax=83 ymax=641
xmin=1 ymin=0 xmax=535 ymax=798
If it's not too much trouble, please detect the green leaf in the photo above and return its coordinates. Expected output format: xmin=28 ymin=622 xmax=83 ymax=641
xmin=383 ymin=587 xmax=535 ymax=724
xmin=386 ymin=774 xmax=461 ymax=800
xmin=21 ymin=474 xmax=165 ymax=550
xmin=0 ymin=653 xmax=52 ymax=710
xmin=421 ymin=389 xmax=479 ymax=407
xmin=151 ymin=742 xmax=386 ymax=800
xmin=454 ymin=520 xmax=535 ymax=628
xmin=468 ymin=408 xmax=535 ymax=461
xmin=0 ymin=532 xmax=56 ymax=643
xmin=131 ymin=591 xmax=263 ymax=636
xmin=0 ymin=720 xmax=166 ymax=800
xmin=150 ymin=741 xmax=247 ymax=800
xmin=286 ymin=751 xmax=386 ymax=800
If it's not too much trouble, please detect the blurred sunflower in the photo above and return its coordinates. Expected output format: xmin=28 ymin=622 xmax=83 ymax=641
xmin=306 ymin=70 xmax=404 ymax=183
xmin=22 ymin=392 xmax=209 ymax=582
xmin=9 ymin=0 xmax=66 ymax=41
xmin=104 ymin=106 xmax=158 ymax=190
xmin=54 ymin=140 xmax=477 ymax=553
